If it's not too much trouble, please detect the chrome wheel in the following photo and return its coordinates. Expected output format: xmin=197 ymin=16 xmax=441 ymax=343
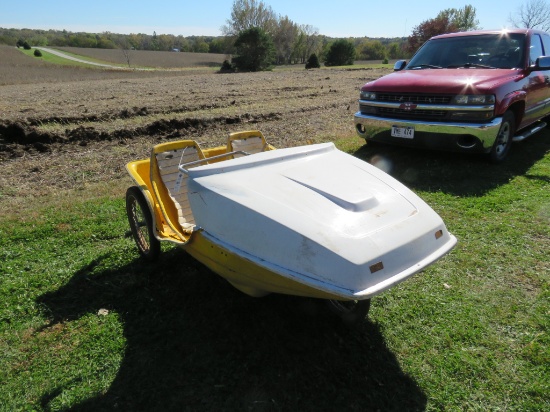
xmin=490 ymin=111 xmax=515 ymax=163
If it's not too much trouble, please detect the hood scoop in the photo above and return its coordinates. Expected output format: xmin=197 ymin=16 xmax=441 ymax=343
xmin=284 ymin=176 xmax=379 ymax=212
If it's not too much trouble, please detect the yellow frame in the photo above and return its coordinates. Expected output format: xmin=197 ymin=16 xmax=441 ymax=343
xmin=124 ymin=132 xmax=342 ymax=299
xmin=125 ymin=131 xmax=273 ymax=245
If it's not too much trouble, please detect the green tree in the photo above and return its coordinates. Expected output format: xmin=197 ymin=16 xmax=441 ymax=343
xmin=438 ymin=5 xmax=480 ymax=31
xmin=356 ymin=39 xmax=386 ymax=60
xmin=174 ymin=36 xmax=191 ymax=52
xmin=208 ymin=38 xmax=225 ymax=53
xmin=324 ymin=39 xmax=355 ymax=66
xmin=219 ymin=59 xmax=236 ymax=72
xmin=406 ymin=15 xmax=457 ymax=53
xmin=387 ymin=42 xmax=403 ymax=59
xmin=193 ymin=38 xmax=210 ymax=53
xmin=407 ymin=5 xmax=479 ymax=54
xmin=96 ymin=32 xmax=116 ymax=49
xmin=305 ymin=53 xmax=320 ymax=69
xmin=156 ymin=34 xmax=175 ymax=51
xmin=151 ymin=31 xmax=158 ymax=50
xmin=232 ymin=26 xmax=275 ymax=71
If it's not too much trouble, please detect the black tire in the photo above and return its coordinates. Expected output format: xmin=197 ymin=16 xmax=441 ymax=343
xmin=366 ymin=139 xmax=379 ymax=147
xmin=489 ymin=111 xmax=515 ymax=163
xmin=126 ymin=186 xmax=160 ymax=261
xmin=326 ymin=299 xmax=371 ymax=326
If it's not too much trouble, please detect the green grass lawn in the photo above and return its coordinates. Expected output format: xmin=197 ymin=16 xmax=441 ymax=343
xmin=1 ymin=135 xmax=548 ymax=411
xmin=19 ymin=47 xmax=145 ymax=70
xmin=19 ymin=47 xmax=100 ymax=68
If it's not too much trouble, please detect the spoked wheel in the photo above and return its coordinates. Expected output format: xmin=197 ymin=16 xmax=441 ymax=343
xmin=326 ymin=299 xmax=371 ymax=326
xmin=126 ymin=186 xmax=160 ymax=261
xmin=489 ymin=110 xmax=515 ymax=163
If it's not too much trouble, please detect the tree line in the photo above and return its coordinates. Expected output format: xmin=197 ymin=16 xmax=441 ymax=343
xmin=0 ymin=25 xmax=408 ymax=62
xmin=3 ymin=0 xmax=547 ymax=70
xmin=0 ymin=27 xmax=227 ymax=53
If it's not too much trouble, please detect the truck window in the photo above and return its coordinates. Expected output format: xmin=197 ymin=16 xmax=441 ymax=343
xmin=530 ymin=34 xmax=544 ymax=65
xmin=408 ymin=33 xmax=526 ymax=69
xmin=542 ymin=33 xmax=550 ymax=56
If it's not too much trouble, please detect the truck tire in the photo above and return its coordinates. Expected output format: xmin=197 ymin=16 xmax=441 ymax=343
xmin=489 ymin=111 xmax=515 ymax=163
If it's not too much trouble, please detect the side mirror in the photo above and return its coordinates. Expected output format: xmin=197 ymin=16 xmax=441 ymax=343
xmin=393 ymin=60 xmax=407 ymax=71
xmin=534 ymin=56 xmax=550 ymax=70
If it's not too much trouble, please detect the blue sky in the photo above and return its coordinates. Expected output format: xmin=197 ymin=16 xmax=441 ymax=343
xmin=0 ymin=0 xmax=528 ymax=38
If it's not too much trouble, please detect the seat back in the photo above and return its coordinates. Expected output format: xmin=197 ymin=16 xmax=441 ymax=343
xmin=227 ymin=130 xmax=268 ymax=158
xmin=151 ymin=140 xmax=205 ymax=235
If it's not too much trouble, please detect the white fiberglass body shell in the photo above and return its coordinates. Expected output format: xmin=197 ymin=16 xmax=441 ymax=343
xmin=187 ymin=143 xmax=456 ymax=299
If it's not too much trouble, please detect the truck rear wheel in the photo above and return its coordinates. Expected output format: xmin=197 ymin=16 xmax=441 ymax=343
xmin=489 ymin=111 xmax=515 ymax=163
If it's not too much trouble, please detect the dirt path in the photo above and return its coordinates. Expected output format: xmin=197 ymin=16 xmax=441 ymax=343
xmin=36 ymin=47 xmax=129 ymax=69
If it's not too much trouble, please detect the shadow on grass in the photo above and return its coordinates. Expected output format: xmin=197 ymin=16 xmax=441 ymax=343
xmin=353 ymin=130 xmax=550 ymax=196
xmin=37 ymin=249 xmax=426 ymax=411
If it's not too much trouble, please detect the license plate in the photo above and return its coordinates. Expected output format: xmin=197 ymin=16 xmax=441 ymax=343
xmin=391 ymin=126 xmax=414 ymax=139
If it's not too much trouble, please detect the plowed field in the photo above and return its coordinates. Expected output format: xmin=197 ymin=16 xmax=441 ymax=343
xmin=0 ymin=46 xmax=390 ymax=200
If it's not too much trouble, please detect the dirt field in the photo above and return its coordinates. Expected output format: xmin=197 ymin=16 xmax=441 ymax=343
xmin=57 ymin=47 xmax=227 ymax=68
xmin=0 ymin=46 xmax=391 ymax=201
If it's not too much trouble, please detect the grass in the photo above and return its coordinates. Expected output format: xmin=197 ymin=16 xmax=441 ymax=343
xmin=19 ymin=46 xmax=390 ymax=72
xmin=19 ymin=48 xmax=96 ymax=68
xmin=56 ymin=46 xmax=226 ymax=69
xmin=20 ymin=46 xmax=226 ymax=71
xmin=1 ymin=134 xmax=549 ymax=411
xmin=20 ymin=47 xmax=154 ymax=70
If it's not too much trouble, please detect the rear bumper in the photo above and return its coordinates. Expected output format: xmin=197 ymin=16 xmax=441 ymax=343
xmin=354 ymin=112 xmax=503 ymax=153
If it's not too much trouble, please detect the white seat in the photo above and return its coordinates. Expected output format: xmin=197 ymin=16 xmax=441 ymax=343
xmin=228 ymin=130 xmax=268 ymax=158
xmin=155 ymin=145 xmax=202 ymax=232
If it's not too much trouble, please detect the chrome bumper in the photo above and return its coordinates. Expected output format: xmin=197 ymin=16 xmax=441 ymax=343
xmin=354 ymin=112 xmax=503 ymax=151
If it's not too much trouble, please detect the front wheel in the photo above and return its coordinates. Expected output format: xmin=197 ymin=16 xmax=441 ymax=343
xmin=489 ymin=111 xmax=515 ymax=163
xmin=126 ymin=186 xmax=160 ymax=261
xmin=326 ymin=299 xmax=371 ymax=326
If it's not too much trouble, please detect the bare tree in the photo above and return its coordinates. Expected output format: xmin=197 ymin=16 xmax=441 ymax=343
xmin=221 ymin=0 xmax=277 ymax=36
xmin=301 ymin=25 xmax=321 ymax=63
xmin=119 ymin=39 xmax=132 ymax=68
xmin=121 ymin=48 xmax=131 ymax=68
xmin=273 ymin=15 xmax=299 ymax=64
xmin=290 ymin=25 xmax=320 ymax=64
xmin=509 ymin=0 xmax=550 ymax=31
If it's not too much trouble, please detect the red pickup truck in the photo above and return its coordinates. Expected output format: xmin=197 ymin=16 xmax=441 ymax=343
xmin=354 ymin=29 xmax=550 ymax=162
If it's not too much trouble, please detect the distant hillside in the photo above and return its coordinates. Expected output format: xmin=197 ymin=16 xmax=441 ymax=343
xmin=0 ymin=45 xmax=224 ymax=86
xmin=57 ymin=47 xmax=227 ymax=68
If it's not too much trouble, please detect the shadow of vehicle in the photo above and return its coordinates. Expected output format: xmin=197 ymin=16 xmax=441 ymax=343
xmin=37 ymin=250 xmax=427 ymax=411
xmin=353 ymin=130 xmax=550 ymax=197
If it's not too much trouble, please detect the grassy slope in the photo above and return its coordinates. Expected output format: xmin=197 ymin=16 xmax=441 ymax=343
xmin=0 ymin=45 xmax=225 ymax=86
xmin=0 ymin=133 xmax=548 ymax=410
xmin=56 ymin=46 xmax=226 ymax=68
